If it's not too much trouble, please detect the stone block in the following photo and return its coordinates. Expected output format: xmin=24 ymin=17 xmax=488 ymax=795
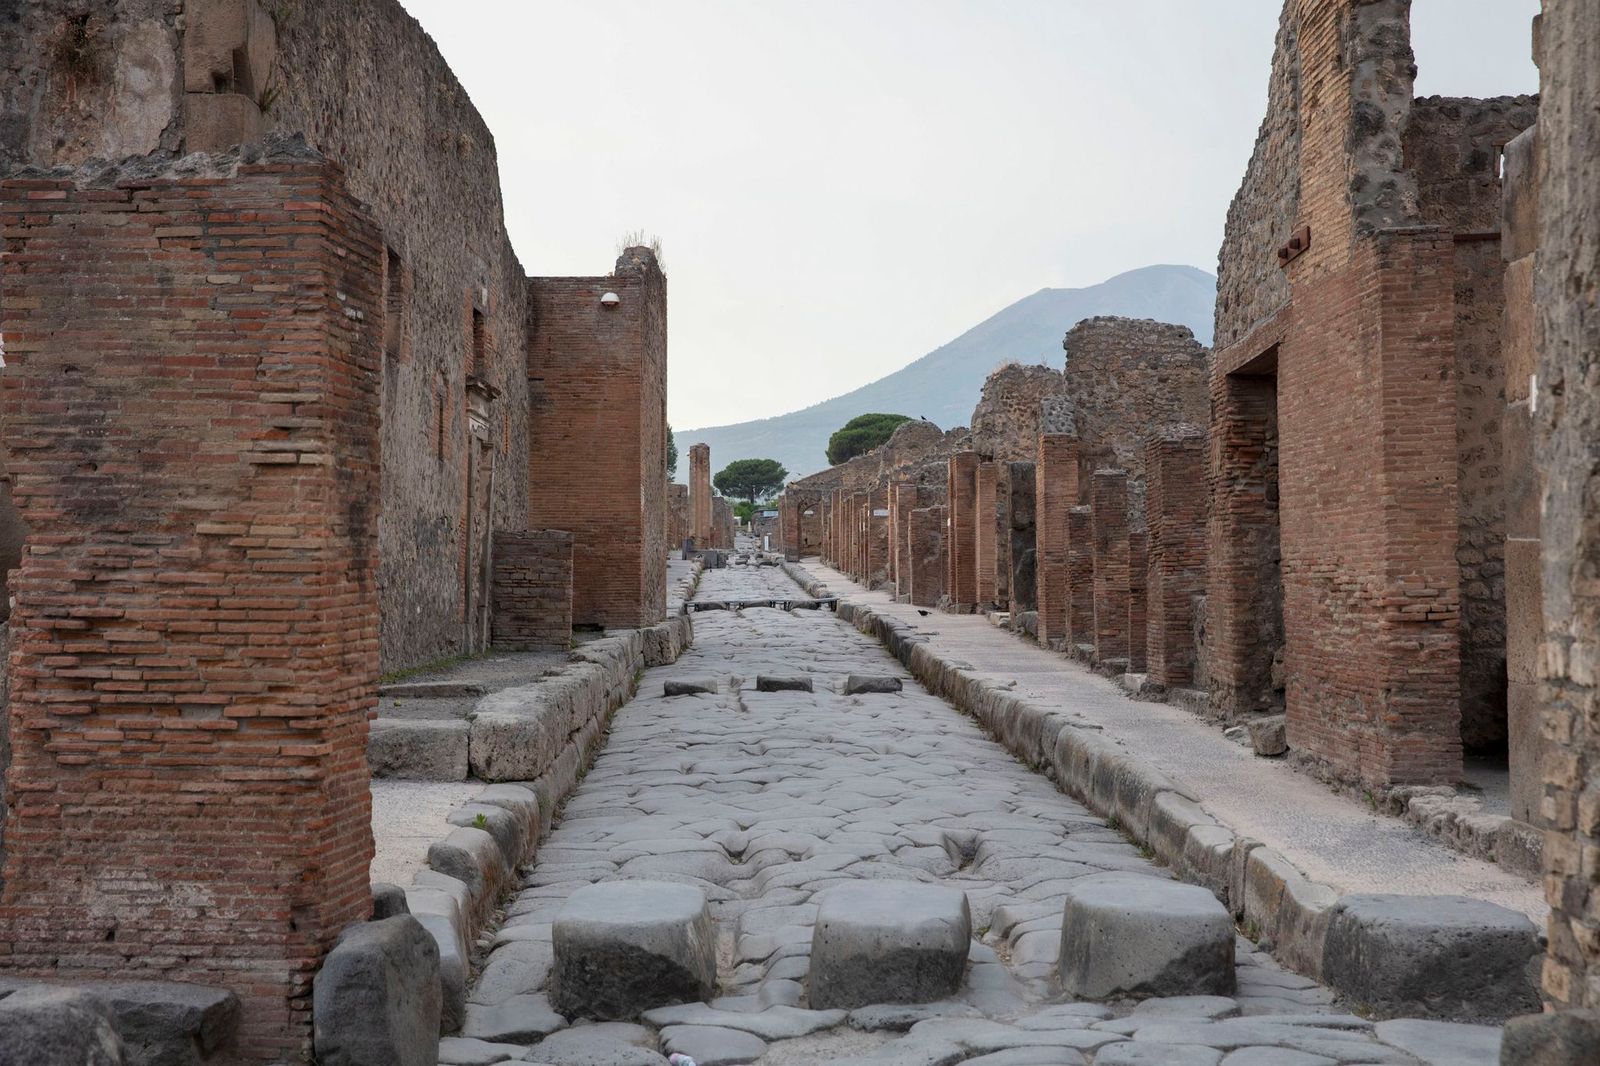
xmin=183 ymin=92 xmax=267 ymax=153
xmin=373 ymin=883 xmax=410 ymax=920
xmin=1505 ymin=537 xmax=1543 ymax=682
xmin=550 ymin=881 xmax=716 ymax=1020
xmin=474 ymin=784 xmax=542 ymax=863
xmin=1499 ymin=1009 xmax=1600 ymax=1066
xmin=1247 ymin=715 xmax=1287 ymax=757
xmin=1501 ymin=127 xmax=1540 ymax=263
xmin=665 ymin=679 xmax=717 ymax=696
xmin=1503 ymin=257 xmax=1536 ymax=402
xmin=1320 ymin=895 xmax=1540 ymax=1020
xmin=843 ymin=675 xmax=904 ymax=695
xmin=428 ymin=828 xmax=512 ymax=924
xmin=1507 ymin=681 xmax=1544 ymax=827
xmin=407 ymin=884 xmax=471 ymax=1033
xmin=0 ymin=987 xmax=127 ymax=1065
xmin=447 ymin=804 xmax=524 ymax=871
xmin=1058 ymin=873 xmax=1234 ymax=999
xmin=755 ymin=676 xmax=813 ymax=692
xmin=808 ymin=881 xmax=972 ymax=1009
xmin=368 ymin=718 xmax=470 ymax=781
xmin=312 ymin=916 xmax=442 ymax=1066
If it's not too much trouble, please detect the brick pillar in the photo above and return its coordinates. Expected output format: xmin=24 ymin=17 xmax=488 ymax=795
xmin=1091 ymin=471 xmax=1131 ymax=664
xmin=1128 ymin=529 xmax=1148 ymax=673
xmin=945 ymin=453 xmax=978 ymax=612
xmin=994 ymin=464 xmax=1012 ymax=611
xmin=910 ymin=506 xmax=948 ymax=608
xmin=527 ymin=249 xmax=668 ymax=628
xmin=689 ymin=443 xmax=712 ymax=548
xmin=1036 ymin=434 xmax=1080 ymax=646
xmin=890 ymin=477 xmax=915 ymax=599
xmin=1067 ymin=506 xmax=1096 ymax=650
xmin=866 ymin=488 xmax=887 ymax=583
xmin=1145 ymin=430 xmax=1208 ymax=687
xmin=491 ymin=531 xmax=574 ymax=650
xmin=1008 ymin=462 xmax=1037 ymax=615
xmin=974 ymin=461 xmax=999 ymax=610
xmin=0 ymin=159 xmax=381 ymax=1062
xmin=668 ymin=483 xmax=689 ymax=549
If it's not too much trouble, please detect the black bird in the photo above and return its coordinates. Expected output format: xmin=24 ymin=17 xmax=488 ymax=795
xmin=917 ymin=609 xmax=931 ymax=617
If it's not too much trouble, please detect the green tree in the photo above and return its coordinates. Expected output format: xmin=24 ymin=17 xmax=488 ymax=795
xmin=714 ymin=458 xmax=788 ymax=506
xmin=826 ymin=412 xmax=913 ymax=466
xmin=666 ymin=425 xmax=679 ymax=480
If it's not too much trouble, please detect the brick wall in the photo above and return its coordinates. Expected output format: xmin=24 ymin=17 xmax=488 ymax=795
xmin=527 ymin=249 xmax=668 ymax=629
xmin=1067 ymin=507 xmax=1096 ymax=651
xmin=689 ymin=444 xmax=711 ymax=548
xmin=491 ymin=531 xmax=573 ymax=651
xmin=945 ymin=453 xmax=979 ymax=612
xmin=710 ymin=496 xmax=736 ymax=552
xmin=909 ymin=506 xmax=948 ymax=609
xmin=0 ymin=154 xmax=381 ymax=1063
xmin=1146 ymin=430 xmax=1208 ymax=687
xmin=1091 ymin=472 xmax=1131 ymax=665
xmin=1035 ymin=434 xmax=1079 ymax=646
xmin=1128 ymin=530 xmax=1148 ymax=673
xmin=667 ymin=483 xmax=689 ymax=551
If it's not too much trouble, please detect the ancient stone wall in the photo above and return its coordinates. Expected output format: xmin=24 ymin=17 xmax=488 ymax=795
xmin=1062 ymin=317 xmax=1210 ymax=520
xmin=2 ymin=0 xmax=538 ymax=673
xmin=690 ymin=444 xmax=712 ymax=547
xmin=526 ymin=250 xmax=669 ymax=629
xmin=1533 ymin=0 xmax=1600 ymax=1013
xmin=668 ymin=483 xmax=689 ymax=550
xmin=1007 ymin=462 xmax=1037 ymax=616
xmin=0 ymin=151 xmax=381 ymax=1063
xmin=909 ymin=506 xmax=948 ymax=609
xmin=969 ymin=364 xmax=1071 ymax=462
xmin=491 ymin=531 xmax=574 ymax=651
xmin=1145 ymin=430 xmax=1209 ymax=688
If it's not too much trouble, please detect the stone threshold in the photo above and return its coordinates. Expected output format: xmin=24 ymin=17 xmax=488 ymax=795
xmin=785 ymin=560 xmax=1543 ymax=1022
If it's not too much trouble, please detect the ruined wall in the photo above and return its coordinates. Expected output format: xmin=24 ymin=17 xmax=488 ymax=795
xmin=1533 ymin=0 xmax=1600 ymax=1013
xmin=1062 ymin=317 xmax=1210 ymax=519
xmin=970 ymin=364 xmax=1072 ymax=462
xmin=667 ymin=482 xmax=689 ymax=550
xmin=2 ymin=0 xmax=536 ymax=673
xmin=526 ymin=250 xmax=668 ymax=629
xmin=0 ymin=151 xmax=381 ymax=1063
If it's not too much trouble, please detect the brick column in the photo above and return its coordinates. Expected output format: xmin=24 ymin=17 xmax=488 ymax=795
xmin=527 ymin=249 xmax=668 ymax=628
xmin=1008 ymin=461 xmax=1037 ymax=615
xmin=975 ymin=461 xmax=999 ymax=610
xmin=994 ymin=464 xmax=1012 ymax=611
xmin=1036 ymin=434 xmax=1080 ymax=646
xmin=946 ymin=453 xmax=979 ymax=612
xmin=491 ymin=531 xmax=574 ymax=650
xmin=689 ymin=443 xmax=712 ymax=549
xmin=910 ymin=506 xmax=948 ymax=608
xmin=890 ymin=477 xmax=915 ymax=599
xmin=1145 ymin=430 xmax=1208 ymax=687
xmin=0 ymin=159 xmax=381 ymax=1062
xmin=1128 ymin=529 xmax=1148 ymax=673
xmin=668 ymin=483 xmax=689 ymax=550
xmin=1091 ymin=470 xmax=1131 ymax=665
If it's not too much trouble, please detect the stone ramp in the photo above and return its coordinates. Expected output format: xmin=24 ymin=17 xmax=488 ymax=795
xmin=440 ymin=563 xmax=1507 ymax=1065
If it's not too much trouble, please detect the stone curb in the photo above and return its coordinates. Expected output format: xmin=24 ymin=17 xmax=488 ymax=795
xmin=783 ymin=562 xmax=1541 ymax=1021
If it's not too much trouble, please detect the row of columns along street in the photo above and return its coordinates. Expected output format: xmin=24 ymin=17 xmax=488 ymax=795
xmin=441 ymin=542 xmax=1503 ymax=1066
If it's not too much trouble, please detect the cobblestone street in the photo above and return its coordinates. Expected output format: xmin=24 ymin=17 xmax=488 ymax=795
xmin=446 ymin=562 xmax=1502 ymax=1066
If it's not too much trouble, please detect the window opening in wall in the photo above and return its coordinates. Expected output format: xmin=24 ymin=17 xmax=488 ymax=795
xmin=471 ymin=307 xmax=487 ymax=379
xmin=384 ymin=247 xmax=404 ymax=362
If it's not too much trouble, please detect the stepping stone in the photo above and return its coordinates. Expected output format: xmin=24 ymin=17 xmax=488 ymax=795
xmin=438 ymin=1036 xmax=537 ymax=1065
xmin=1058 ymin=873 xmax=1234 ymax=999
xmin=531 ymin=1022 xmax=667 ymax=1066
xmin=659 ymin=1024 xmax=768 ymax=1066
xmin=809 ymin=881 xmax=972 ymax=1009
xmin=1372 ymin=1018 xmax=1502 ymax=1066
xmin=664 ymin=679 xmax=717 ymax=696
xmin=844 ymin=674 xmax=903 ymax=694
xmin=1321 ymin=895 xmax=1540 ymax=1020
xmin=550 ymin=881 xmax=716 ymax=1020
xmin=755 ymin=675 xmax=813 ymax=692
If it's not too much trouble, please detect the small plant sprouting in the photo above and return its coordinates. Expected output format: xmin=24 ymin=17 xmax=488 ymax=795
xmin=472 ymin=812 xmax=488 ymax=831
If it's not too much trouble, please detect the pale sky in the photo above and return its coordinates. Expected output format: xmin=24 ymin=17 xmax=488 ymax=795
xmin=400 ymin=0 xmax=1540 ymax=431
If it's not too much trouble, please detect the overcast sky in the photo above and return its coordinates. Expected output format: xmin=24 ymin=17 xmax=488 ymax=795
xmin=400 ymin=0 xmax=1540 ymax=431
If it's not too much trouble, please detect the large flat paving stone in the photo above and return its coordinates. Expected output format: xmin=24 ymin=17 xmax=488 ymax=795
xmin=659 ymin=1024 xmax=768 ymax=1066
xmin=550 ymin=881 xmax=716 ymax=1020
xmin=1058 ymin=873 xmax=1234 ymax=999
xmin=1320 ymin=895 xmax=1540 ymax=1021
xmin=809 ymin=881 xmax=972 ymax=1009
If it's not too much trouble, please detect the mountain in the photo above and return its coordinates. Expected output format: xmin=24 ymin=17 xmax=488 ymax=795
xmin=674 ymin=264 xmax=1217 ymax=482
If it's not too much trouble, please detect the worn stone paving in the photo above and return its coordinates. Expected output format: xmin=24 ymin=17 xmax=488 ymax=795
xmin=443 ymin=561 xmax=1502 ymax=1066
